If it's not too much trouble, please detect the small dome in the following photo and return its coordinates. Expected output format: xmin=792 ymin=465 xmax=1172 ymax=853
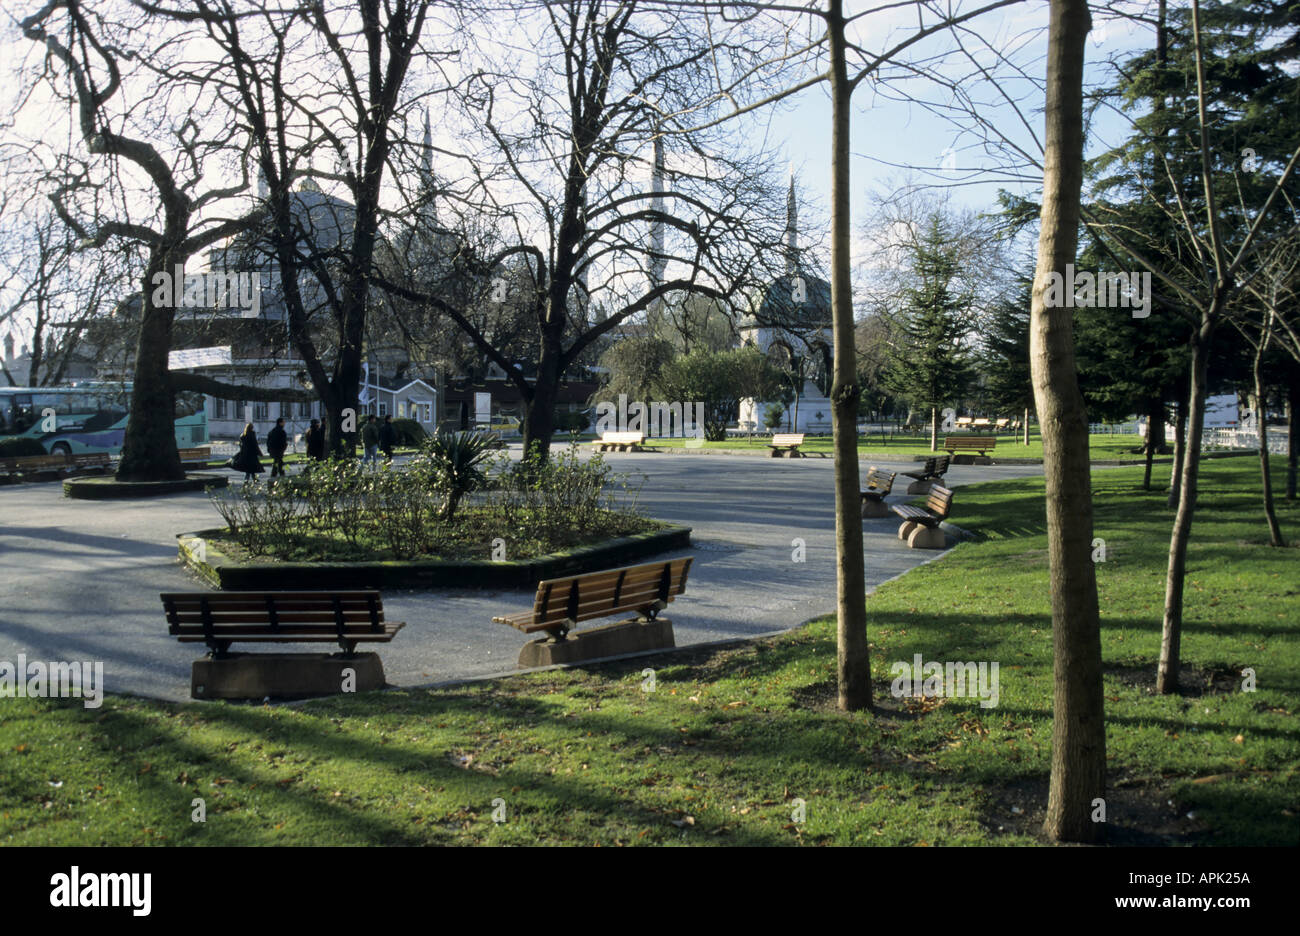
xmin=741 ymin=270 xmax=832 ymax=334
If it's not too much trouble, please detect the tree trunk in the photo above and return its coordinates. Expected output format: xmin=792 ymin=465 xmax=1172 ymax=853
xmin=929 ymin=406 xmax=938 ymax=452
xmin=117 ymin=252 xmax=183 ymax=482
xmin=1033 ymin=0 xmax=1106 ymax=843
xmin=522 ymin=324 xmax=562 ymax=462
xmin=1024 ymin=406 xmax=1030 ymax=445
xmin=1168 ymin=392 xmax=1186 ymax=508
xmin=1252 ymin=332 xmax=1285 ymax=546
xmin=1287 ymin=376 xmax=1298 ymax=500
xmin=1158 ymin=317 xmax=1216 ymax=693
xmin=1142 ymin=397 xmax=1163 ymax=490
xmin=828 ymin=0 xmax=870 ymax=712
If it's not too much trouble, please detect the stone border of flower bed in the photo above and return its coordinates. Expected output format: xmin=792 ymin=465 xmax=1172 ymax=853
xmin=64 ymin=473 xmax=229 ymax=500
xmin=175 ymin=523 xmax=693 ymax=590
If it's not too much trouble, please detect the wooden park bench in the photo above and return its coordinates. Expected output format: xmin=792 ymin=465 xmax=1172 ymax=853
xmin=494 ymin=557 xmax=692 ymax=666
xmin=892 ymin=484 xmax=953 ymax=550
xmin=955 ymin=416 xmax=974 ymax=430
xmin=161 ymin=590 xmax=405 ymax=699
xmin=860 ymin=466 xmax=897 ymax=518
xmin=0 ymin=453 xmax=76 ymax=478
xmin=178 ymin=446 xmax=213 ymax=467
xmin=591 ymin=431 xmax=646 ymax=452
xmin=902 ymin=455 xmax=950 ymax=493
xmin=971 ymin=418 xmax=994 ymax=433
xmin=944 ymin=435 xmax=996 ymax=462
xmin=995 ymin=418 xmax=1011 ymax=431
xmin=68 ymin=452 xmax=111 ymax=472
xmin=767 ymin=432 xmax=805 ymax=457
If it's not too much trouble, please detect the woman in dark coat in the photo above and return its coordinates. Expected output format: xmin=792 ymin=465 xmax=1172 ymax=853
xmin=232 ymin=423 xmax=265 ymax=482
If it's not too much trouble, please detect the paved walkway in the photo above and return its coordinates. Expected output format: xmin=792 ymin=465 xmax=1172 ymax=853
xmin=0 ymin=452 xmax=1047 ymax=702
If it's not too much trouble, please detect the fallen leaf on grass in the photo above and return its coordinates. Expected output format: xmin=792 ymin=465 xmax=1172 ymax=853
xmin=670 ymin=815 xmax=695 ymax=828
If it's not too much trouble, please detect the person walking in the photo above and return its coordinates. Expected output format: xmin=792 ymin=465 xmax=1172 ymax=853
xmin=361 ymin=414 xmax=381 ymax=466
xmin=232 ymin=423 xmax=264 ymax=483
xmin=304 ymin=417 xmax=325 ymax=462
xmin=379 ymin=414 xmax=397 ymax=461
xmin=267 ymin=416 xmax=288 ymax=478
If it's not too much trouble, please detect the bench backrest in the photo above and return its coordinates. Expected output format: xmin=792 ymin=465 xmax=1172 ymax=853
xmin=178 ymin=447 xmax=211 ymax=460
xmin=161 ymin=590 xmax=386 ymax=640
xmin=918 ymin=456 xmax=937 ymax=474
xmin=71 ymin=452 xmax=110 ymax=466
xmin=934 ymin=455 xmax=951 ymax=475
xmin=771 ymin=433 xmax=805 ymax=445
xmin=926 ymin=485 xmax=954 ymax=519
xmin=3 ymin=454 xmax=69 ymax=471
xmin=523 ymin=557 xmax=692 ymax=631
xmin=955 ymin=417 xmax=973 ymax=426
xmin=600 ymin=431 xmax=645 ymax=444
xmin=864 ymin=467 xmax=896 ymax=494
xmin=944 ymin=436 xmax=994 ymax=450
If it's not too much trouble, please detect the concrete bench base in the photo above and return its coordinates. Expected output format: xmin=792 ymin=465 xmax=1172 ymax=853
xmin=518 ymin=617 xmax=675 ymax=668
xmin=898 ymin=522 xmax=946 ymax=549
xmin=768 ymin=448 xmax=801 ymax=458
xmin=949 ymin=454 xmax=993 ymax=466
xmin=191 ymin=651 xmax=386 ymax=700
xmin=861 ymin=497 xmax=891 ymax=518
xmin=906 ymin=479 xmax=938 ymax=495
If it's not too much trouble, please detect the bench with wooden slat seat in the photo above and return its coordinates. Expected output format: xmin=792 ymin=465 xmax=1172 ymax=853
xmin=161 ymin=590 xmax=405 ymax=699
xmin=591 ymin=431 xmax=646 ymax=452
xmin=494 ymin=558 xmax=692 ymax=666
xmin=971 ymin=418 xmax=994 ymax=433
xmin=767 ymin=432 xmax=805 ymax=456
xmin=901 ymin=455 xmax=950 ymax=493
xmin=955 ymin=416 xmax=974 ymax=430
xmin=68 ymin=452 xmax=112 ymax=473
xmin=0 ymin=453 xmax=76 ymax=478
xmin=860 ymin=466 xmax=897 ymax=518
xmin=994 ymin=418 xmax=1011 ymax=431
xmin=943 ymin=435 xmax=996 ymax=463
xmin=178 ymin=446 xmax=213 ymax=467
xmin=891 ymin=484 xmax=953 ymax=549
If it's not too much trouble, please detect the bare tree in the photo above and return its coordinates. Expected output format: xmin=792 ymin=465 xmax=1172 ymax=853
xmin=20 ymin=0 xmax=261 ymax=480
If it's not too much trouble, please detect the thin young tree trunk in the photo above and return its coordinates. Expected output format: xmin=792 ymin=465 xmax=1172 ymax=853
xmin=1142 ymin=397 xmax=1160 ymax=490
xmin=1033 ymin=0 xmax=1106 ymax=843
xmin=1168 ymin=393 xmax=1186 ymax=508
xmin=1158 ymin=317 xmax=1216 ymax=693
xmin=828 ymin=0 xmax=870 ymax=711
xmin=1252 ymin=320 xmax=1285 ymax=546
xmin=1024 ymin=406 xmax=1030 ymax=445
xmin=930 ymin=405 xmax=938 ymax=451
xmin=1287 ymin=377 xmax=1298 ymax=500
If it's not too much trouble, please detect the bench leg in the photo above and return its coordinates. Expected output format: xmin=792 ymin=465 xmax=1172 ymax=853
xmin=898 ymin=520 xmax=918 ymax=541
xmin=906 ymin=524 xmax=946 ymax=549
xmin=861 ymin=497 xmax=890 ymax=519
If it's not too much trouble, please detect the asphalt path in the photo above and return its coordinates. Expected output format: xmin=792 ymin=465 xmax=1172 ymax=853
xmin=0 ymin=450 xmax=1047 ymax=702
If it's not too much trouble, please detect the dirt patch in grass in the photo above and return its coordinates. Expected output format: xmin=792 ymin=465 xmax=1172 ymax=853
xmin=975 ymin=776 xmax=1212 ymax=845
xmin=1104 ymin=661 xmax=1245 ymax=697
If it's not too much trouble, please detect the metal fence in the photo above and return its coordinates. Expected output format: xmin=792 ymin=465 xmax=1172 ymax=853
xmin=1202 ymin=427 xmax=1289 ymax=455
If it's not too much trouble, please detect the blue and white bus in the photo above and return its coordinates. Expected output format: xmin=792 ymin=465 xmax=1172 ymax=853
xmin=0 ymin=383 xmax=208 ymax=456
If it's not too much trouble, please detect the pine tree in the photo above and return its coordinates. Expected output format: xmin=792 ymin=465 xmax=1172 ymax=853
xmin=882 ymin=214 xmax=976 ymax=450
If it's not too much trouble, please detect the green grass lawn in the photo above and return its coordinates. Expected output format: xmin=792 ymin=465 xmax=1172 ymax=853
xmin=2 ymin=457 xmax=1295 ymax=845
xmin=651 ymin=431 xmax=1149 ymax=461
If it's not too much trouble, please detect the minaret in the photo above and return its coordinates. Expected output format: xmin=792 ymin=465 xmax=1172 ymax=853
xmin=649 ymin=135 xmax=667 ymax=290
xmin=3 ymin=332 xmax=13 ymax=363
xmin=418 ymin=108 xmax=438 ymax=227
xmin=785 ymin=168 xmax=799 ymax=275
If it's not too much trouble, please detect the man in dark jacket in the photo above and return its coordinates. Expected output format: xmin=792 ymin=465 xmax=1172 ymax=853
xmin=304 ymin=418 xmax=325 ymax=461
xmin=267 ymin=417 xmax=289 ymax=477
xmin=379 ymin=415 xmax=397 ymax=460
